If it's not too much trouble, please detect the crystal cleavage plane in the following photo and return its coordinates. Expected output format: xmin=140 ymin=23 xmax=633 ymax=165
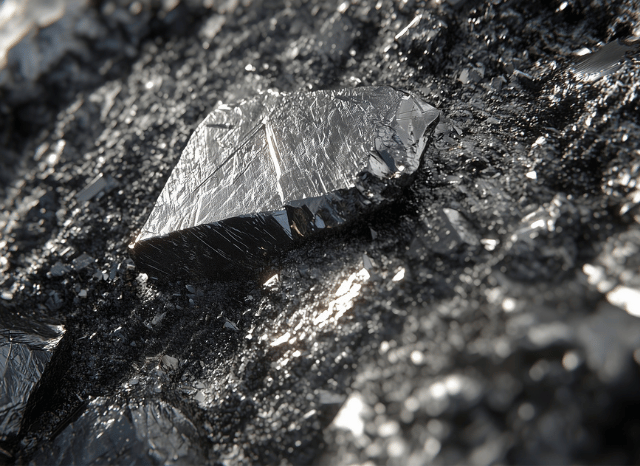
xmin=130 ymin=86 xmax=440 ymax=281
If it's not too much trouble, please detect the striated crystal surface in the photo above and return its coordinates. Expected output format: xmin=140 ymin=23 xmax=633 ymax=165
xmin=573 ymin=37 xmax=640 ymax=82
xmin=131 ymin=86 xmax=440 ymax=280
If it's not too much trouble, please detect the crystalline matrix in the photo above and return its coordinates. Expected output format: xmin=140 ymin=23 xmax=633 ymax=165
xmin=130 ymin=86 xmax=440 ymax=280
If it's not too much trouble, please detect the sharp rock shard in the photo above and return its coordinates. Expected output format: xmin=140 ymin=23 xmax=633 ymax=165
xmin=130 ymin=86 xmax=440 ymax=281
xmin=573 ymin=37 xmax=640 ymax=82
xmin=0 ymin=313 xmax=65 ymax=445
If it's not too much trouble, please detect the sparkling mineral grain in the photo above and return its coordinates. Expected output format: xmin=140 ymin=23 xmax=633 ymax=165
xmin=130 ymin=86 xmax=440 ymax=280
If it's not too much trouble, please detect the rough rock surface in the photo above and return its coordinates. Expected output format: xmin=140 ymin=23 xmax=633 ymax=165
xmin=131 ymin=86 xmax=439 ymax=280
xmin=1 ymin=0 xmax=640 ymax=464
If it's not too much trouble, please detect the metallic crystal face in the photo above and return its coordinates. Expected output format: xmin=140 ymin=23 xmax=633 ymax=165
xmin=573 ymin=37 xmax=640 ymax=82
xmin=30 ymin=398 xmax=205 ymax=465
xmin=0 ymin=315 xmax=65 ymax=442
xmin=131 ymin=86 xmax=440 ymax=281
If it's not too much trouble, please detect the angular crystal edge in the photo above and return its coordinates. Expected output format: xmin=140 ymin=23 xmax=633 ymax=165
xmin=130 ymin=87 xmax=440 ymax=282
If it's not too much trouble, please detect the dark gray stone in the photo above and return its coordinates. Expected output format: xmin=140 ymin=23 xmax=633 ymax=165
xmin=0 ymin=313 xmax=64 ymax=444
xmin=31 ymin=398 xmax=205 ymax=465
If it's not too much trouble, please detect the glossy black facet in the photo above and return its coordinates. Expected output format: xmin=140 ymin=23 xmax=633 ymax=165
xmin=31 ymin=398 xmax=205 ymax=465
xmin=0 ymin=314 xmax=64 ymax=444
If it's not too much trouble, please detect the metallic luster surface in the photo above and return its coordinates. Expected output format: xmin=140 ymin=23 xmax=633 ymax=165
xmin=0 ymin=315 xmax=64 ymax=443
xmin=573 ymin=36 xmax=640 ymax=82
xmin=31 ymin=398 xmax=205 ymax=465
xmin=131 ymin=86 xmax=439 ymax=280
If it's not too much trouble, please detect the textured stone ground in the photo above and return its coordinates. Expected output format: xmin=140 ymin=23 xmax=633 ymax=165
xmin=1 ymin=0 xmax=640 ymax=464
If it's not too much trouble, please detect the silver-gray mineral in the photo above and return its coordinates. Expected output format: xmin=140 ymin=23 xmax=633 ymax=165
xmin=130 ymin=86 xmax=440 ymax=280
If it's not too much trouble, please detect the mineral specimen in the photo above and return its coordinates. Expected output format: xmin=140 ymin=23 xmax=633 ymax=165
xmin=0 ymin=313 xmax=64 ymax=444
xmin=31 ymin=398 xmax=205 ymax=465
xmin=131 ymin=86 xmax=440 ymax=280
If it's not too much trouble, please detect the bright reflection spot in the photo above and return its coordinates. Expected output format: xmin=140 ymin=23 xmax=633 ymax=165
xmin=533 ymin=136 xmax=546 ymax=147
xmin=429 ymin=381 xmax=447 ymax=399
xmin=502 ymin=297 xmax=516 ymax=312
xmin=47 ymin=152 xmax=58 ymax=165
xmin=481 ymin=238 xmax=499 ymax=251
xmin=332 ymin=393 xmax=366 ymax=436
xmin=315 ymin=269 xmax=369 ymax=325
xmin=530 ymin=219 xmax=546 ymax=229
xmin=558 ymin=1 xmax=568 ymax=10
xmin=607 ymin=286 xmax=640 ymax=317
xmin=444 ymin=375 xmax=462 ymax=395
xmin=378 ymin=420 xmax=399 ymax=437
xmin=263 ymin=274 xmax=279 ymax=288
xmin=410 ymin=350 xmax=424 ymax=365
xmin=525 ymin=170 xmax=537 ymax=180
xmin=562 ymin=350 xmax=581 ymax=371
xmin=394 ymin=13 xmax=422 ymax=40
xmin=582 ymin=263 xmax=615 ymax=293
xmin=145 ymin=81 xmax=154 ymax=89
xmin=392 ymin=268 xmax=405 ymax=282
xmin=424 ymin=437 xmax=441 ymax=460
xmin=582 ymin=263 xmax=604 ymax=285
xmin=335 ymin=276 xmax=355 ymax=296
xmin=271 ymin=331 xmax=291 ymax=347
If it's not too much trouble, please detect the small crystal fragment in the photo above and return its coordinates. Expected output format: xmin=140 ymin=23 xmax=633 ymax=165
xmin=72 ymin=253 xmax=94 ymax=271
xmin=263 ymin=274 xmax=279 ymax=288
xmin=224 ymin=319 xmax=239 ymax=331
xmin=271 ymin=332 xmax=291 ymax=347
xmin=490 ymin=77 xmax=504 ymax=91
xmin=75 ymin=174 xmax=117 ymax=203
xmin=151 ymin=312 xmax=166 ymax=326
xmin=49 ymin=261 xmax=71 ymax=277
xmin=161 ymin=355 xmax=179 ymax=371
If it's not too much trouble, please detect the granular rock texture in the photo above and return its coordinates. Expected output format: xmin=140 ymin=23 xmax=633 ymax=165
xmin=1 ymin=0 xmax=640 ymax=464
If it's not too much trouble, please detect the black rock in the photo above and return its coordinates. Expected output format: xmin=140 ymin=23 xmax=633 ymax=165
xmin=30 ymin=398 xmax=206 ymax=465
xmin=0 ymin=313 xmax=64 ymax=446
xmin=130 ymin=86 xmax=440 ymax=281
